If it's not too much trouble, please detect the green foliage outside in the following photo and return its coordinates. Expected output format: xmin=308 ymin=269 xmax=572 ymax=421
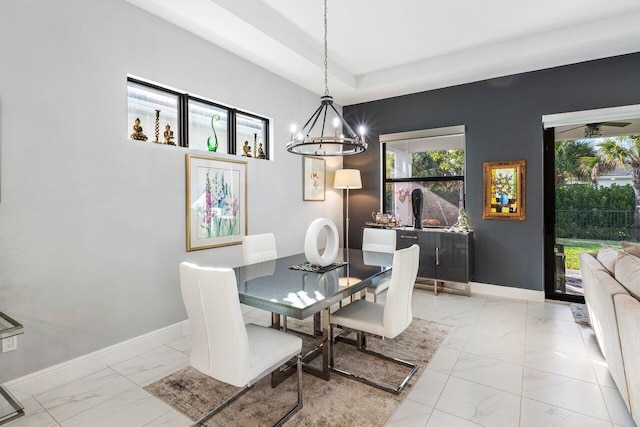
xmin=385 ymin=149 xmax=464 ymax=212
xmin=555 ymin=184 xmax=635 ymax=239
xmin=556 ymin=183 xmax=635 ymax=210
xmin=557 ymin=238 xmax=621 ymax=270
xmin=412 ymin=149 xmax=464 ymax=178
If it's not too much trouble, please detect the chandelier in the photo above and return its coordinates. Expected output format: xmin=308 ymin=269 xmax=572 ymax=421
xmin=286 ymin=0 xmax=367 ymax=156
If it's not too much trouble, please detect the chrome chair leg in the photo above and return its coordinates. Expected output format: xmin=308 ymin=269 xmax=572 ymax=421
xmin=329 ymin=327 xmax=418 ymax=395
xmin=275 ymin=353 xmax=303 ymax=427
xmin=193 ymin=353 xmax=303 ymax=427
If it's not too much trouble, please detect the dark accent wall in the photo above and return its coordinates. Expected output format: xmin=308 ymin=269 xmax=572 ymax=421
xmin=343 ymin=53 xmax=640 ymax=291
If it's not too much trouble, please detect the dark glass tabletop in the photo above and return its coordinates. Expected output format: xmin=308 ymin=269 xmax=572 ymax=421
xmin=234 ymin=249 xmax=392 ymax=319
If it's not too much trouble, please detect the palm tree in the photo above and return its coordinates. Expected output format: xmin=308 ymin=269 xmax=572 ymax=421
xmin=595 ymin=136 xmax=640 ymax=234
xmin=554 ymin=139 xmax=596 ymax=185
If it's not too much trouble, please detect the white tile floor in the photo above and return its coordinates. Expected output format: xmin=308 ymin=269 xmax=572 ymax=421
xmin=5 ymin=289 xmax=637 ymax=427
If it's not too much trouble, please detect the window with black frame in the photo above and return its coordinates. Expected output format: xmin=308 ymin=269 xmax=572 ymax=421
xmin=126 ymin=77 xmax=270 ymax=159
xmin=383 ymin=131 xmax=465 ymax=228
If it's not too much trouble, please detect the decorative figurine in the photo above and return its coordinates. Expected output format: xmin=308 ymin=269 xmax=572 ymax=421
xmin=163 ymin=124 xmax=175 ymax=145
xmin=450 ymin=208 xmax=470 ymax=232
xmin=207 ymin=114 xmax=220 ymax=152
xmin=130 ymin=118 xmax=148 ymax=141
xmin=154 ymin=109 xmax=160 ymax=143
xmin=411 ymin=188 xmax=424 ymax=229
xmin=253 ymin=133 xmax=258 ymax=158
xmin=242 ymin=140 xmax=251 ymax=156
xmin=257 ymin=143 xmax=266 ymax=159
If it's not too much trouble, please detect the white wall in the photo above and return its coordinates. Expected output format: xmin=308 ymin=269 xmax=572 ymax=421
xmin=0 ymin=0 xmax=343 ymax=381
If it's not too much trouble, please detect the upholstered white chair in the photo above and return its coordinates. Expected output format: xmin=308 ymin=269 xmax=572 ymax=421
xmin=330 ymin=244 xmax=419 ymax=394
xmin=242 ymin=232 xmax=289 ymax=329
xmin=242 ymin=233 xmax=278 ymax=264
xmin=362 ymin=228 xmax=397 ymax=302
xmin=179 ymin=262 xmax=303 ymax=426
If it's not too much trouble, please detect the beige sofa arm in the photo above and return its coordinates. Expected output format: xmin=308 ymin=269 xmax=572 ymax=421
xmin=614 ymin=293 xmax=640 ymax=424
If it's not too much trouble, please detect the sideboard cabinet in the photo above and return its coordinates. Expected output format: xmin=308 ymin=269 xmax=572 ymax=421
xmin=395 ymin=228 xmax=474 ymax=295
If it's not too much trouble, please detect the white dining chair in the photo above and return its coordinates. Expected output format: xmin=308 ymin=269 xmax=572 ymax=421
xmin=242 ymin=232 xmax=290 ymax=329
xmin=362 ymin=228 xmax=396 ymax=302
xmin=242 ymin=233 xmax=278 ymax=264
xmin=329 ymin=244 xmax=420 ymax=394
xmin=179 ymin=262 xmax=303 ymax=426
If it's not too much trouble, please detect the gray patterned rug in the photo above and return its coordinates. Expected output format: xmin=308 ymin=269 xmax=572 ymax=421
xmin=144 ymin=318 xmax=450 ymax=426
xmin=570 ymin=303 xmax=590 ymax=325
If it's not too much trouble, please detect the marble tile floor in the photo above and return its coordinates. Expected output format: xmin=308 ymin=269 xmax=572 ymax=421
xmin=5 ymin=289 xmax=637 ymax=427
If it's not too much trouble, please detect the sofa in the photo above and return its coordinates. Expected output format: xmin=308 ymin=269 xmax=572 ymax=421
xmin=580 ymin=242 xmax=640 ymax=425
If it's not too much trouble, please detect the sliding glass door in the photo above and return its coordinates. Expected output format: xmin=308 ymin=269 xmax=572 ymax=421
xmin=544 ymin=118 xmax=640 ymax=301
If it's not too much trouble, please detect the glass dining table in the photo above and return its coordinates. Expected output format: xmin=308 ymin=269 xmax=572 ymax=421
xmin=234 ymin=248 xmax=393 ymax=382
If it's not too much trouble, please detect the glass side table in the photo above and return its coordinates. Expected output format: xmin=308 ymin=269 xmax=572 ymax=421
xmin=0 ymin=312 xmax=24 ymax=425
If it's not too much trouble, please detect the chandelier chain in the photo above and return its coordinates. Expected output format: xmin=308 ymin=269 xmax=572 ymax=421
xmin=323 ymin=0 xmax=329 ymax=96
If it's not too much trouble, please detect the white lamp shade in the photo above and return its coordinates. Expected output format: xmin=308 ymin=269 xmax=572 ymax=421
xmin=334 ymin=169 xmax=362 ymax=189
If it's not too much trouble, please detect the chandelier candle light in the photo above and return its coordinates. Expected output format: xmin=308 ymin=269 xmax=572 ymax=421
xmin=286 ymin=0 xmax=367 ymax=156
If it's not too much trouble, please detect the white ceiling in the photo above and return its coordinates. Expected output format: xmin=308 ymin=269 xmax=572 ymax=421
xmin=124 ymin=0 xmax=640 ymax=105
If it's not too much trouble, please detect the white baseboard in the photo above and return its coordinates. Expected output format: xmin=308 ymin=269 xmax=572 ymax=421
xmin=5 ymin=320 xmax=190 ymax=396
xmin=470 ymin=281 xmax=545 ymax=302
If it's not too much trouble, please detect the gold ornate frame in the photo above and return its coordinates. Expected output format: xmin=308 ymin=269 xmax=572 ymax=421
xmin=483 ymin=160 xmax=526 ymax=221
xmin=185 ymin=154 xmax=247 ymax=251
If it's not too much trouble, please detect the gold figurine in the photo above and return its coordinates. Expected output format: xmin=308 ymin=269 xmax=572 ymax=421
xmin=130 ymin=118 xmax=148 ymax=141
xmin=257 ymin=143 xmax=266 ymax=159
xmin=242 ymin=140 xmax=251 ymax=156
xmin=163 ymin=124 xmax=175 ymax=145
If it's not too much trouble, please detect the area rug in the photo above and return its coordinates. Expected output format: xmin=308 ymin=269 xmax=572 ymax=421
xmin=144 ymin=318 xmax=451 ymax=426
xmin=570 ymin=303 xmax=590 ymax=325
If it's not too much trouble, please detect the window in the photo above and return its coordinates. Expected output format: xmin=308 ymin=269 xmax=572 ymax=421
xmin=235 ymin=112 xmax=269 ymax=159
xmin=127 ymin=77 xmax=270 ymax=159
xmin=188 ymin=98 xmax=229 ymax=153
xmin=127 ymin=80 xmax=181 ymax=145
xmin=382 ymin=127 xmax=465 ymax=228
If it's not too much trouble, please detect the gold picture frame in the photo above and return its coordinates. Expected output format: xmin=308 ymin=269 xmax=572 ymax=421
xmin=303 ymin=156 xmax=326 ymax=201
xmin=483 ymin=160 xmax=526 ymax=221
xmin=186 ymin=154 xmax=247 ymax=251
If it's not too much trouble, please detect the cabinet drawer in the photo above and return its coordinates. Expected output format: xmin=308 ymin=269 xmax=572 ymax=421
xmin=396 ymin=230 xmax=419 ymax=249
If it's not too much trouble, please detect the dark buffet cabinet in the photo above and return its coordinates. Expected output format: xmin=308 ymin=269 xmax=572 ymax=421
xmin=395 ymin=228 xmax=474 ymax=294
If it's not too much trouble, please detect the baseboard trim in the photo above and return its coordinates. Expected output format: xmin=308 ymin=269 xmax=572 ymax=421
xmin=470 ymin=281 xmax=545 ymax=302
xmin=5 ymin=320 xmax=190 ymax=396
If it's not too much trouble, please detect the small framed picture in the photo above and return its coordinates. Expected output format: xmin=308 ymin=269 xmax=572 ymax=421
xmin=185 ymin=154 xmax=247 ymax=251
xmin=303 ymin=156 xmax=326 ymax=201
xmin=483 ymin=160 xmax=526 ymax=221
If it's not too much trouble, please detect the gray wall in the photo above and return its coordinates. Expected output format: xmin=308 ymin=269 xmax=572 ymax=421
xmin=343 ymin=53 xmax=640 ymax=291
xmin=0 ymin=0 xmax=345 ymax=382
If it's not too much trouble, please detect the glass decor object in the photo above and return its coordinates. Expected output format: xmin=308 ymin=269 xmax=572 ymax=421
xmin=188 ymin=98 xmax=229 ymax=153
xmin=127 ymin=80 xmax=179 ymax=145
xmin=236 ymin=112 xmax=268 ymax=159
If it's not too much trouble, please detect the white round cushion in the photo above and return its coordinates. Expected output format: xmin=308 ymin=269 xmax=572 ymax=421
xmin=304 ymin=218 xmax=339 ymax=267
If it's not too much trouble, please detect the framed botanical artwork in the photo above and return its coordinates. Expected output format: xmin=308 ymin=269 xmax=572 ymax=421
xmin=483 ymin=160 xmax=526 ymax=221
xmin=303 ymin=156 xmax=326 ymax=201
xmin=186 ymin=154 xmax=247 ymax=251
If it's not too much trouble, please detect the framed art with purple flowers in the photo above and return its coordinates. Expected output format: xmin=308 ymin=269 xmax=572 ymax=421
xmin=483 ymin=160 xmax=526 ymax=221
xmin=186 ymin=154 xmax=247 ymax=251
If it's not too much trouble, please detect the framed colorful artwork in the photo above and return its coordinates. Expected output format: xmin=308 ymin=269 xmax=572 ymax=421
xmin=186 ymin=154 xmax=247 ymax=251
xmin=483 ymin=160 xmax=526 ymax=221
xmin=303 ymin=156 xmax=326 ymax=201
